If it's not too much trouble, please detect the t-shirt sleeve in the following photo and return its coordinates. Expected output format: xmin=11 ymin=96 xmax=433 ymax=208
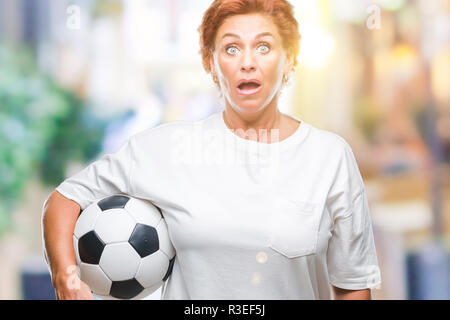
xmin=55 ymin=136 xmax=135 ymax=211
xmin=325 ymin=140 xmax=382 ymax=290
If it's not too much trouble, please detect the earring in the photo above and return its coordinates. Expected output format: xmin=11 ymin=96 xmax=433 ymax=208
xmin=212 ymin=73 xmax=218 ymax=83
xmin=282 ymin=74 xmax=288 ymax=84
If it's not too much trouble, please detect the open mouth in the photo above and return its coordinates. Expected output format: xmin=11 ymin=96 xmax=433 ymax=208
xmin=236 ymin=80 xmax=262 ymax=96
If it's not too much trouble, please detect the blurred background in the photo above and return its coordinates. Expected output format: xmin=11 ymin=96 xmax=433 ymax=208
xmin=0 ymin=0 xmax=449 ymax=300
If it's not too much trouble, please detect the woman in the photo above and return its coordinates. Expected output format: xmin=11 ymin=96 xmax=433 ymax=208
xmin=42 ymin=0 xmax=381 ymax=300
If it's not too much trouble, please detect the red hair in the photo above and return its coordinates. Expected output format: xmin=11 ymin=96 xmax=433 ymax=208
xmin=198 ymin=0 xmax=301 ymax=78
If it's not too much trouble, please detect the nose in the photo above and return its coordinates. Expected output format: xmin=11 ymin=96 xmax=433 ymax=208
xmin=240 ymin=50 xmax=256 ymax=73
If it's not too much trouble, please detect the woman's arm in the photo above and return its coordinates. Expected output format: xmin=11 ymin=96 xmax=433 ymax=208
xmin=42 ymin=190 xmax=94 ymax=299
xmin=332 ymin=285 xmax=371 ymax=300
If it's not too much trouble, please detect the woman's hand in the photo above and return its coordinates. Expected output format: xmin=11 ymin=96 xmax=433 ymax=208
xmin=53 ymin=272 xmax=95 ymax=300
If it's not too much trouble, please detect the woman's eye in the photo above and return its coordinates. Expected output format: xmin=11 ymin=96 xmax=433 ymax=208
xmin=258 ymin=44 xmax=270 ymax=53
xmin=226 ymin=46 xmax=238 ymax=55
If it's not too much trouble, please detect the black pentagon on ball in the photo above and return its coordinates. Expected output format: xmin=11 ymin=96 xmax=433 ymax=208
xmin=163 ymin=256 xmax=176 ymax=281
xmin=78 ymin=231 xmax=105 ymax=264
xmin=97 ymin=195 xmax=130 ymax=211
xmin=128 ymin=224 xmax=159 ymax=258
xmin=110 ymin=279 xmax=144 ymax=299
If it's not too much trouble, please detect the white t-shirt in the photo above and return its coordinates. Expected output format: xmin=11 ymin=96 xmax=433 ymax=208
xmin=55 ymin=109 xmax=382 ymax=299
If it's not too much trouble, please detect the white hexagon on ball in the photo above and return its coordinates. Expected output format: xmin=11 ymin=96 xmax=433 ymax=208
xmin=156 ymin=219 xmax=175 ymax=258
xmin=74 ymin=203 xmax=102 ymax=239
xmin=135 ymin=250 xmax=169 ymax=288
xmin=125 ymin=198 xmax=162 ymax=227
xmin=94 ymin=208 xmax=136 ymax=243
xmin=79 ymin=263 xmax=112 ymax=296
xmin=99 ymin=242 xmax=141 ymax=281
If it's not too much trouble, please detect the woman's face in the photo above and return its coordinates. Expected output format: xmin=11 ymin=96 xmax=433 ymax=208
xmin=211 ymin=13 xmax=293 ymax=115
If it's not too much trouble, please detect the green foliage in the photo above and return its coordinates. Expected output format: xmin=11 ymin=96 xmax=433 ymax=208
xmin=0 ymin=43 xmax=107 ymax=236
xmin=39 ymin=93 xmax=107 ymax=187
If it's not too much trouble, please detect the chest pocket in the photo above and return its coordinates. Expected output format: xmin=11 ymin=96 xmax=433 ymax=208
xmin=268 ymin=196 xmax=321 ymax=258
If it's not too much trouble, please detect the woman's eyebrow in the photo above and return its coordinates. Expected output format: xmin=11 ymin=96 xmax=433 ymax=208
xmin=221 ymin=32 xmax=275 ymax=40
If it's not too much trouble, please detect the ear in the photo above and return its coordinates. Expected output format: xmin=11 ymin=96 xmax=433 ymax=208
xmin=283 ymin=53 xmax=295 ymax=76
xmin=209 ymin=52 xmax=216 ymax=76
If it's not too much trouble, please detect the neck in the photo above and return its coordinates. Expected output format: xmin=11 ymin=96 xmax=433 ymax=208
xmin=223 ymin=105 xmax=282 ymax=143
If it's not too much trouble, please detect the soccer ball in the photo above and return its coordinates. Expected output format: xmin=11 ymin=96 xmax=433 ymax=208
xmin=72 ymin=194 xmax=175 ymax=300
